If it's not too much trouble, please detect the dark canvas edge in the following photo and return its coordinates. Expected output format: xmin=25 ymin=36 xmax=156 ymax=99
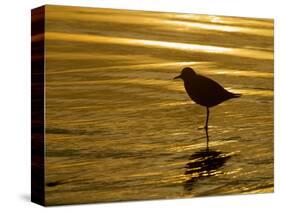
xmin=31 ymin=5 xmax=46 ymax=206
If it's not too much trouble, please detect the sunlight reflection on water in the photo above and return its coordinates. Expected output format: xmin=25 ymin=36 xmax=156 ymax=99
xmin=45 ymin=32 xmax=273 ymax=60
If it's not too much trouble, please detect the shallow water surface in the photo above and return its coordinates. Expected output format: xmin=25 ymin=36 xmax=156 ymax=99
xmin=43 ymin=5 xmax=273 ymax=205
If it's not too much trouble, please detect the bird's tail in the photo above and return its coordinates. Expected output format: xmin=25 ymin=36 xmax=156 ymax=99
xmin=232 ymin=93 xmax=242 ymax=98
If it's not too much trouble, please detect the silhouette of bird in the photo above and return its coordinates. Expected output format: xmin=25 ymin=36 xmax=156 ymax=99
xmin=174 ymin=67 xmax=241 ymax=146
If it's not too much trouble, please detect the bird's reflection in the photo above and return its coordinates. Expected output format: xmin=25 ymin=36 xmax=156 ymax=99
xmin=184 ymin=148 xmax=231 ymax=191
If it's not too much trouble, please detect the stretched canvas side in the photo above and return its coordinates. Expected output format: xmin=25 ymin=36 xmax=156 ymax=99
xmin=31 ymin=6 xmax=45 ymax=206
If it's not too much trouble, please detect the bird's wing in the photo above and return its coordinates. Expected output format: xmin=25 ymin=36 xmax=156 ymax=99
xmin=189 ymin=74 xmax=232 ymax=106
xmin=197 ymin=74 xmax=227 ymax=93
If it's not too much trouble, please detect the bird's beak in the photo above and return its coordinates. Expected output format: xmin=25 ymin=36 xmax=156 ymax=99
xmin=173 ymin=75 xmax=181 ymax=80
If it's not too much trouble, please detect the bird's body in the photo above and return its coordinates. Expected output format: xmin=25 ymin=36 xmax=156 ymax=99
xmin=183 ymin=73 xmax=240 ymax=107
xmin=174 ymin=67 xmax=241 ymax=149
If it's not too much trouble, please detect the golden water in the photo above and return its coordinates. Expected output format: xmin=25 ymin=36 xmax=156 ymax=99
xmin=42 ymin=5 xmax=273 ymax=205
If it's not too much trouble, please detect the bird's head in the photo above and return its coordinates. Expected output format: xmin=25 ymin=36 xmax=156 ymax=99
xmin=173 ymin=67 xmax=196 ymax=80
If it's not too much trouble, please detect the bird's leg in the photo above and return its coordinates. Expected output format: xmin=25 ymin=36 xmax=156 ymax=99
xmin=205 ymin=127 xmax=209 ymax=151
xmin=204 ymin=107 xmax=210 ymax=150
xmin=204 ymin=107 xmax=209 ymax=130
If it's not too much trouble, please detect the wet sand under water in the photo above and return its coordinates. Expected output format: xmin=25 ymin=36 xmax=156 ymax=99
xmin=43 ymin=5 xmax=273 ymax=205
